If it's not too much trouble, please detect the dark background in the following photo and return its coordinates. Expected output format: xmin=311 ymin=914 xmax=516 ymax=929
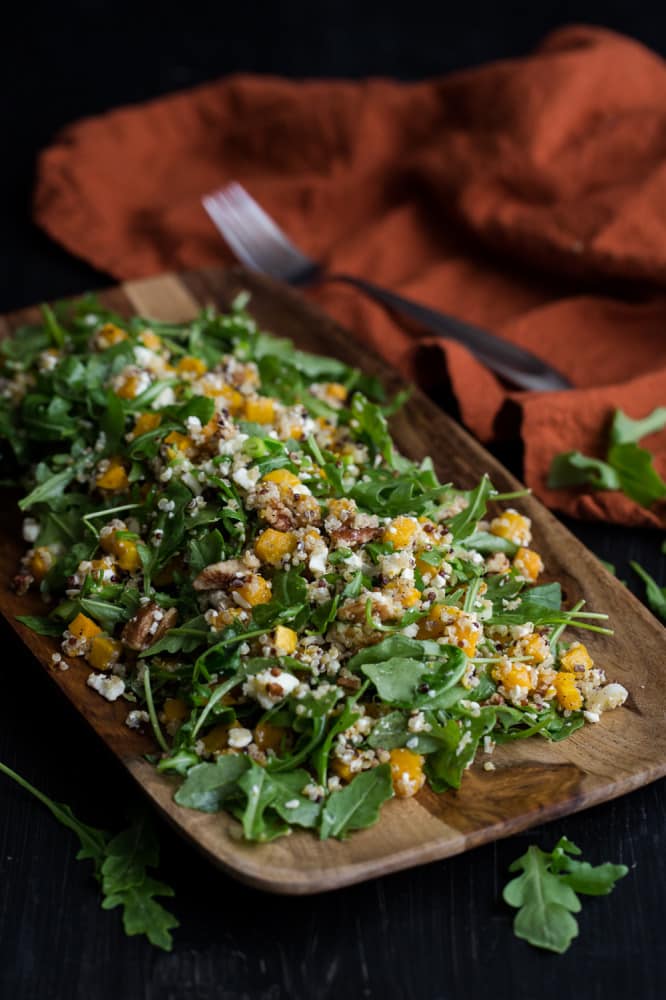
xmin=1 ymin=2 xmax=664 ymax=998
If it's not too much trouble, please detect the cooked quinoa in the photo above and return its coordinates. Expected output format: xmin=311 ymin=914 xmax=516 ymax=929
xmin=0 ymin=294 xmax=628 ymax=841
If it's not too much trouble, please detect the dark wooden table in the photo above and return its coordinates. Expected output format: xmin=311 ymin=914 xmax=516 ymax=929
xmin=2 ymin=4 xmax=664 ymax=998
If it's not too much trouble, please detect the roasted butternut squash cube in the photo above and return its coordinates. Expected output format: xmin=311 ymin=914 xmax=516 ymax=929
xmin=69 ymin=613 xmax=102 ymax=642
xmin=235 ymin=574 xmax=272 ymax=607
xmin=244 ymin=397 xmax=276 ymax=424
xmin=389 ymin=748 xmax=425 ymax=797
xmin=254 ymin=528 xmax=297 ymax=566
xmin=382 ymin=516 xmax=418 ymax=549
xmin=96 ymin=458 xmax=129 ymax=492
xmin=87 ymin=635 xmax=123 ymax=671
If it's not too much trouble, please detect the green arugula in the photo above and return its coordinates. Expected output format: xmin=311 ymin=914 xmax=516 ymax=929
xmin=630 ymin=561 xmax=666 ymax=620
xmin=503 ymin=837 xmax=628 ymax=953
xmin=319 ymin=764 xmax=394 ymax=840
xmin=548 ymin=406 xmax=666 ymax=508
xmin=0 ymin=760 xmax=177 ymax=950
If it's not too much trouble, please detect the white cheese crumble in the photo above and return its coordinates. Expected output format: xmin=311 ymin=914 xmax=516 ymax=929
xmin=243 ymin=669 xmax=300 ymax=710
xmin=22 ymin=518 xmax=40 ymax=543
xmin=125 ymin=710 xmax=150 ymax=729
xmin=227 ymin=727 xmax=253 ymax=749
xmin=87 ymin=672 xmax=125 ymax=702
xmin=584 ymin=683 xmax=628 ymax=715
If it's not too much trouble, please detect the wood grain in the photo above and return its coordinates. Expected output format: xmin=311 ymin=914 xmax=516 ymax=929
xmin=2 ymin=267 xmax=665 ymax=894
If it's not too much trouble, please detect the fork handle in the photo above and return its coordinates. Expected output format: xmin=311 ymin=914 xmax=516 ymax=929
xmin=329 ymin=274 xmax=571 ymax=393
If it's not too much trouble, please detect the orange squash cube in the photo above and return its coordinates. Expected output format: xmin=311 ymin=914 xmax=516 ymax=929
xmin=69 ymin=613 xmax=102 ymax=642
xmin=254 ymin=528 xmax=297 ymax=566
xmin=96 ymin=458 xmax=129 ymax=492
xmin=87 ymin=635 xmax=123 ymax=671
xmin=244 ymin=397 xmax=276 ymax=424
xmin=234 ymin=574 xmax=272 ymax=608
xmin=389 ymin=748 xmax=426 ymax=797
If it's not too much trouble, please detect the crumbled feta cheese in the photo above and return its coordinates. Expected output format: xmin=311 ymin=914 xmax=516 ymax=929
xmin=87 ymin=673 xmax=125 ymax=702
xmin=232 ymin=466 xmax=260 ymax=491
xmin=151 ymin=387 xmax=175 ymax=409
xmin=125 ymin=710 xmax=150 ymax=730
xmin=22 ymin=518 xmax=40 ymax=543
xmin=407 ymin=711 xmax=427 ymax=733
xmin=243 ymin=669 xmax=300 ymax=710
xmin=227 ymin=727 xmax=253 ymax=749
xmin=585 ymin=683 xmax=628 ymax=715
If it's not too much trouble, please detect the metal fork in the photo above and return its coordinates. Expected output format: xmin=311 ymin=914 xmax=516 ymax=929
xmin=202 ymin=183 xmax=571 ymax=392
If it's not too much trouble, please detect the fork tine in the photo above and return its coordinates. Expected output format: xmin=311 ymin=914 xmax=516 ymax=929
xmin=202 ymin=183 xmax=315 ymax=282
xmin=202 ymin=192 xmax=267 ymax=272
xmin=214 ymin=187 xmax=283 ymax=269
xmin=216 ymin=184 xmax=305 ymax=275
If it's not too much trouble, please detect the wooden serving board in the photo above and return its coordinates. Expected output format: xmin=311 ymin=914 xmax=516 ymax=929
xmin=1 ymin=267 xmax=665 ymax=894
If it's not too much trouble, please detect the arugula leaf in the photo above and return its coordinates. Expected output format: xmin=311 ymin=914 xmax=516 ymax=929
xmin=236 ymin=760 xmax=289 ymax=842
xmin=350 ymin=466 xmax=447 ymax=517
xmin=503 ymin=845 xmax=582 ymax=953
xmin=263 ymin=769 xmax=322 ymax=829
xmin=18 ymin=466 xmax=77 ymax=511
xmin=15 ymin=614 xmax=64 ymax=637
xmin=630 ymin=561 xmax=666 ymax=620
xmin=104 ymin=878 xmax=177 ymax=950
xmin=360 ymin=649 xmax=467 ymax=709
xmin=319 ymin=765 xmax=394 ymax=840
xmin=368 ymin=709 xmax=454 ymax=754
xmin=503 ymin=838 xmax=628 ymax=953
xmin=100 ymin=816 xmax=178 ymax=951
xmin=462 ymin=531 xmax=518 ymax=556
xmin=350 ymin=392 xmax=394 ymax=465
xmin=548 ymin=451 xmax=620 ymax=491
xmin=0 ymin=761 xmax=177 ymax=950
xmin=174 ymin=755 xmax=250 ymax=813
xmin=425 ymin=708 xmax=496 ymax=790
xmin=606 ymin=442 xmax=666 ymax=507
xmin=548 ymin=406 xmax=666 ymax=508
xmin=186 ymin=529 xmax=225 ymax=575
xmin=140 ymin=616 xmax=210 ymax=657
xmin=100 ymin=391 xmax=126 ymax=454
xmin=610 ymin=406 xmax=666 ymax=446
xmin=447 ymin=476 xmax=494 ymax=541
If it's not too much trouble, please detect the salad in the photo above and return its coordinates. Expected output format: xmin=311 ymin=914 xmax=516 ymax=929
xmin=0 ymin=294 xmax=628 ymax=842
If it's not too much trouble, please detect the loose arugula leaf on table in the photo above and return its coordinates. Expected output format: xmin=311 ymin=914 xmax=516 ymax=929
xmin=0 ymin=761 xmax=178 ymax=951
xmin=503 ymin=837 xmax=629 ymax=953
xmin=630 ymin=561 xmax=666 ymax=620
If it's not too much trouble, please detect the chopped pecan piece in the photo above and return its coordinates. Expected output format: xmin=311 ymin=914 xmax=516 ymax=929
xmin=12 ymin=572 xmax=34 ymax=596
xmin=336 ymin=673 xmax=361 ymax=691
xmin=193 ymin=558 xmax=248 ymax=591
xmin=121 ymin=602 xmax=178 ymax=651
xmin=325 ymin=499 xmax=379 ymax=547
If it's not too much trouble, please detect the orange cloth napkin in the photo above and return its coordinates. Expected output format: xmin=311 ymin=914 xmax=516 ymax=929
xmin=34 ymin=25 xmax=666 ymax=527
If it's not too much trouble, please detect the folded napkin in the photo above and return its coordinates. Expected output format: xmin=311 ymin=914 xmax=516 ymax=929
xmin=34 ymin=25 xmax=666 ymax=527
